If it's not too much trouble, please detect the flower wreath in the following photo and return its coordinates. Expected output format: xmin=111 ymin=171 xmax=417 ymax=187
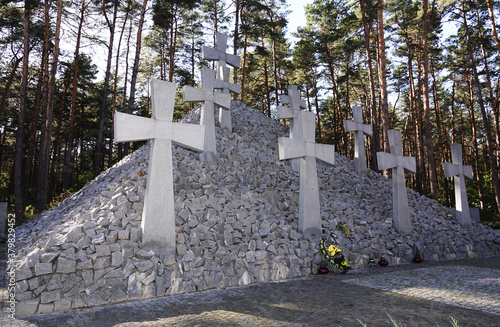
xmin=319 ymin=234 xmax=351 ymax=273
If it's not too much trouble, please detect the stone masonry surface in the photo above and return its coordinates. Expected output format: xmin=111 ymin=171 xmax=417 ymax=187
xmin=11 ymin=101 xmax=500 ymax=316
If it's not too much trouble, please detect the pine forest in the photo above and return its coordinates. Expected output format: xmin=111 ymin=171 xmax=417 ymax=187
xmin=2 ymin=0 xmax=500 ymax=227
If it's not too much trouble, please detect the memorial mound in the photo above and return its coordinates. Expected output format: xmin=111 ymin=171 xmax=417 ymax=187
xmin=14 ymin=101 xmax=500 ymax=316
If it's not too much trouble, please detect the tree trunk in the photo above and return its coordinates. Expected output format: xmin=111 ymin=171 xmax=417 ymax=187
xmin=324 ymin=45 xmax=346 ymax=155
xmin=476 ymin=7 xmax=500 ymax=171
xmin=311 ymin=67 xmax=322 ymax=142
xmin=63 ymin=0 xmax=86 ymax=190
xmin=168 ymin=11 xmax=177 ymax=82
xmin=94 ymin=0 xmax=118 ymax=177
xmin=15 ymin=4 xmax=31 ymax=221
xmin=35 ymin=0 xmax=63 ymax=212
xmin=360 ymin=0 xmax=379 ymax=171
xmin=240 ymin=27 xmax=248 ymax=102
xmin=422 ymin=0 xmax=438 ymax=199
xmin=462 ymin=2 xmax=500 ymax=216
xmin=233 ymin=0 xmax=240 ymax=84
xmin=377 ymin=0 xmax=390 ymax=154
xmin=125 ymin=0 xmax=148 ymax=155
xmin=113 ymin=9 xmax=130 ymax=162
xmin=0 ymin=57 xmax=22 ymax=121
xmin=262 ymin=37 xmax=271 ymax=117
xmin=486 ymin=0 xmax=500 ymax=58
xmin=451 ymin=77 xmax=456 ymax=144
xmin=467 ymin=78 xmax=484 ymax=208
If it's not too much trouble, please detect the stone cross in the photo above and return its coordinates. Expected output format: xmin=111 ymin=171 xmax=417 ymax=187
xmin=277 ymin=85 xmax=307 ymax=172
xmin=278 ymin=111 xmax=335 ymax=241
xmin=202 ymin=32 xmax=240 ymax=79
xmin=183 ymin=67 xmax=231 ymax=163
xmin=203 ymin=32 xmax=241 ymax=130
xmin=344 ymin=105 xmax=372 ymax=176
xmin=214 ymin=66 xmax=240 ymax=131
xmin=0 ymin=202 xmax=6 ymax=237
xmin=444 ymin=143 xmax=473 ymax=227
xmin=114 ymin=79 xmax=206 ymax=255
xmin=377 ymin=130 xmax=416 ymax=235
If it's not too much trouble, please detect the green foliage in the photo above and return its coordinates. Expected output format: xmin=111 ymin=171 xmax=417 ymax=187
xmin=48 ymin=190 xmax=73 ymax=209
xmin=24 ymin=205 xmax=37 ymax=220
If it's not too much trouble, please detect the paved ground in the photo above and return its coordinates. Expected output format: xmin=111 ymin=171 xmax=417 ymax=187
xmin=1 ymin=244 xmax=500 ymax=326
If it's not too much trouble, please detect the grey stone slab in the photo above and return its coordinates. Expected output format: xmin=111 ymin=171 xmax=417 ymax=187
xmin=115 ymin=79 xmax=205 ymax=255
xmin=34 ymin=263 xmax=54 ymax=276
xmin=344 ymin=105 xmax=372 ymax=176
xmin=56 ymin=257 xmax=76 ymax=273
xmin=444 ymin=143 xmax=473 ymax=227
xmin=377 ymin=129 xmax=415 ymax=234
xmin=15 ymin=299 xmax=40 ymax=318
xmin=278 ymin=110 xmax=334 ymax=241
xmin=16 ymin=263 xmax=34 ymax=281
xmin=40 ymin=290 xmax=61 ymax=303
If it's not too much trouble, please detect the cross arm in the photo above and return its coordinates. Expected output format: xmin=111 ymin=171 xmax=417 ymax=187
xmin=278 ymin=137 xmax=305 ymax=160
xmin=214 ymin=93 xmax=231 ymax=109
xmin=377 ymin=152 xmax=396 ymax=171
xmin=344 ymin=121 xmax=373 ymax=136
xmin=281 ymin=95 xmax=306 ymax=110
xmin=277 ymin=106 xmax=296 ymax=120
xmin=114 ymin=112 xmax=155 ymax=143
xmin=314 ymin=143 xmax=335 ymax=165
xmin=225 ymin=53 xmax=241 ymax=68
xmin=402 ymin=156 xmax=416 ymax=173
xmin=170 ymin=123 xmax=206 ymax=152
xmin=344 ymin=120 xmax=357 ymax=133
xmin=444 ymin=162 xmax=473 ymax=179
xmin=202 ymin=46 xmax=220 ymax=62
xmin=202 ymin=47 xmax=241 ymax=68
xmin=214 ymin=79 xmax=241 ymax=94
xmin=182 ymin=85 xmax=231 ymax=109
xmin=183 ymin=85 xmax=207 ymax=103
xmin=377 ymin=152 xmax=416 ymax=173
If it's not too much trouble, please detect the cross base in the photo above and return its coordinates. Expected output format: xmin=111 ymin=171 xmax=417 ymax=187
xmin=218 ymin=107 xmax=232 ymax=131
xmin=200 ymin=151 xmax=220 ymax=163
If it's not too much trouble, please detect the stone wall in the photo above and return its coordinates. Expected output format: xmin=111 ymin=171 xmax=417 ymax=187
xmin=14 ymin=101 xmax=500 ymax=317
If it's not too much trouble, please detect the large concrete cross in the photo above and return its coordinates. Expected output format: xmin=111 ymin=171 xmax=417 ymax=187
xmin=114 ymin=79 xmax=205 ymax=254
xmin=183 ymin=67 xmax=231 ymax=163
xmin=444 ymin=143 xmax=473 ymax=227
xmin=203 ymin=32 xmax=241 ymax=130
xmin=377 ymin=130 xmax=416 ymax=235
xmin=344 ymin=105 xmax=372 ymax=176
xmin=277 ymin=85 xmax=307 ymax=172
xmin=202 ymin=32 xmax=240 ymax=77
xmin=214 ymin=66 xmax=241 ymax=131
xmin=278 ymin=111 xmax=335 ymax=241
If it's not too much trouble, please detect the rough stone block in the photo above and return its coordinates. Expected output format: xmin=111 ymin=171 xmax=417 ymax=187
xmin=94 ymin=256 xmax=111 ymax=270
xmin=37 ymin=303 xmax=54 ymax=315
xmin=34 ymin=263 xmax=53 ymax=276
xmin=16 ymin=263 xmax=34 ymax=281
xmin=41 ymin=290 xmax=61 ymax=304
xmin=15 ymin=299 xmax=40 ymax=318
xmin=56 ymin=257 xmax=76 ymax=274
xmin=95 ymin=245 xmax=111 ymax=257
